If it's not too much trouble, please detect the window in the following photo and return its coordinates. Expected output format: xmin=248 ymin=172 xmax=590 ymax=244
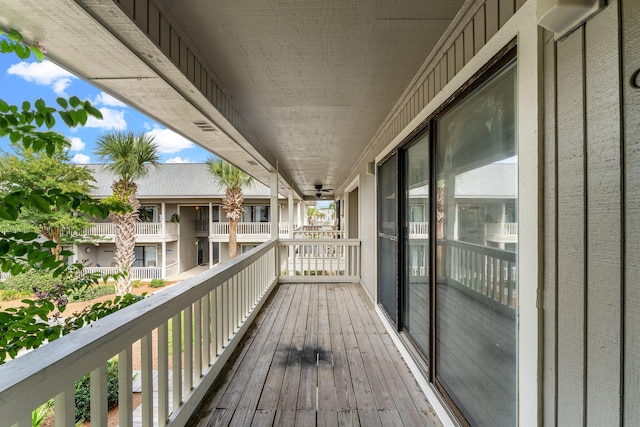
xmin=133 ymin=245 xmax=157 ymax=267
xmin=139 ymin=206 xmax=157 ymax=222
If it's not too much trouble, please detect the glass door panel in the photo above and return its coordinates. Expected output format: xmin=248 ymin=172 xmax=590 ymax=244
xmin=435 ymin=60 xmax=517 ymax=426
xmin=402 ymin=132 xmax=430 ymax=356
xmin=378 ymin=154 xmax=399 ymax=325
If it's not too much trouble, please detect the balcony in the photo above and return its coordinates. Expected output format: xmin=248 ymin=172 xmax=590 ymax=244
xmin=81 ymin=222 xmax=180 ymax=243
xmin=209 ymin=222 xmax=291 ymax=242
xmin=81 ymin=262 xmax=180 ymax=281
xmin=484 ymin=222 xmax=518 ymax=244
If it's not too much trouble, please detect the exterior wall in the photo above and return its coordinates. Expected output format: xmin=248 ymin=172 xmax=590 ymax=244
xmin=540 ymin=1 xmax=638 ymax=424
xmin=624 ymin=0 xmax=640 ymax=423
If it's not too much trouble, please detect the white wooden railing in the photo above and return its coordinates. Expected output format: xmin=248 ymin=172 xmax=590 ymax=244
xmin=82 ymin=266 xmax=162 ymax=280
xmin=278 ymin=238 xmax=360 ymax=281
xmin=0 ymin=271 xmax=10 ymax=282
xmin=484 ymin=222 xmax=518 ymax=238
xmin=408 ymin=222 xmax=429 ymax=238
xmin=83 ymin=222 xmax=179 ymax=237
xmin=0 ymin=241 xmax=278 ymax=427
xmin=292 ymin=229 xmax=343 ymax=239
xmin=165 ymin=262 xmax=180 ymax=278
xmin=210 ymin=222 xmax=290 ymax=238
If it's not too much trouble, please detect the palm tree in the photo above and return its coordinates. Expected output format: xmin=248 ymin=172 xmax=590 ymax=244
xmin=207 ymin=159 xmax=253 ymax=259
xmin=95 ymin=131 xmax=160 ymax=295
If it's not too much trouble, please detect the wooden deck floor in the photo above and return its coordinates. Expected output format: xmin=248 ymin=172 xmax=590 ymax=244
xmin=190 ymin=283 xmax=442 ymax=426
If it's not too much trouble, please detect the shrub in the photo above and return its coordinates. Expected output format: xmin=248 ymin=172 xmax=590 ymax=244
xmin=0 ymin=289 xmax=31 ymax=301
xmin=1 ymin=270 xmax=60 ymax=295
xmin=75 ymin=359 xmax=119 ymax=423
xmin=68 ymin=284 xmax=115 ymax=302
xmin=132 ymin=279 xmax=142 ymax=288
xmin=149 ymin=278 xmax=165 ymax=288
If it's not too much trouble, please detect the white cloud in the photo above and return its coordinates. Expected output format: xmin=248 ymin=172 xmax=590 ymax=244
xmin=145 ymin=126 xmax=194 ymax=154
xmin=93 ymin=92 xmax=127 ymax=108
xmin=7 ymin=61 xmax=75 ymax=95
xmin=85 ymin=108 xmax=127 ymax=130
xmin=165 ymin=156 xmax=194 ymax=164
xmin=67 ymin=137 xmax=86 ymax=152
xmin=71 ymin=153 xmax=91 ymax=164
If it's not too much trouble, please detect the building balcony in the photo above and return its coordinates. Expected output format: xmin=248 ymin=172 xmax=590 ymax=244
xmin=81 ymin=262 xmax=180 ymax=281
xmin=209 ymin=222 xmax=292 ymax=242
xmin=484 ymin=222 xmax=518 ymax=244
xmin=81 ymin=222 xmax=180 ymax=243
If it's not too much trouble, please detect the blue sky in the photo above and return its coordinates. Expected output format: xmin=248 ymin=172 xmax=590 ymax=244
xmin=0 ymin=53 xmax=213 ymax=164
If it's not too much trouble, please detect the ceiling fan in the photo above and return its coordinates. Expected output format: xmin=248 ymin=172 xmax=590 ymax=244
xmin=314 ymin=184 xmax=333 ymax=199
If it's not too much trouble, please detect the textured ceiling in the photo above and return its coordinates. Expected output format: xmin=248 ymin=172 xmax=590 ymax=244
xmin=0 ymin=0 xmax=465 ymax=199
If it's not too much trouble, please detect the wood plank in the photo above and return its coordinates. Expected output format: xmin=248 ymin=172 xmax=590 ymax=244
xmin=256 ymin=284 xmax=303 ymax=411
xmin=337 ymin=410 xmax=360 ymax=426
xmin=485 ymin=0 xmax=499 ymax=41
xmin=295 ymin=409 xmax=316 ymax=425
xmin=230 ymin=285 xmax=297 ymax=426
xmin=326 ymin=284 xmax=357 ymax=410
xmin=347 ymin=285 xmax=435 ymax=427
xmin=339 ymin=285 xmax=396 ymax=412
xmin=334 ymin=284 xmax=377 ymax=411
xmin=277 ymin=285 xmax=311 ymax=411
xmin=542 ymin=35 xmax=558 ymax=427
xmin=584 ymin=4 xmax=623 ymax=425
xmin=623 ymin=0 xmax=640 ymax=424
xmin=318 ymin=410 xmax=338 ymax=427
xmin=193 ymin=285 xmax=288 ymax=424
xmin=463 ymin=23 xmax=474 ymax=68
xmin=317 ymin=284 xmax=338 ymax=411
xmin=273 ymin=409 xmax=296 ymax=427
xmin=498 ymin=0 xmax=514 ymax=28
xmin=473 ymin=5 xmax=486 ymax=55
xmin=298 ymin=284 xmax=319 ymax=409
xmin=250 ymin=409 xmax=275 ymax=427
xmin=556 ymin=28 xmax=586 ymax=425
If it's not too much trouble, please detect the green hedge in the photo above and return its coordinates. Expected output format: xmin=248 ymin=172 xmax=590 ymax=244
xmin=75 ymin=359 xmax=119 ymax=422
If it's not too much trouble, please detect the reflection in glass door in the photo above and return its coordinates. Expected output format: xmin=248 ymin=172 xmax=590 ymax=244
xmin=402 ymin=132 xmax=430 ymax=356
xmin=435 ymin=59 xmax=517 ymax=426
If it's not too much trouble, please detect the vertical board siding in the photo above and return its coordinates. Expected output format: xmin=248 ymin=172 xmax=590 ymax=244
xmin=542 ymin=34 xmax=558 ymax=427
xmin=545 ymin=2 xmax=629 ymax=425
xmin=584 ymin=3 xmax=622 ymax=425
xmin=623 ymin=0 xmax=640 ymax=424
xmin=555 ymin=28 xmax=586 ymax=425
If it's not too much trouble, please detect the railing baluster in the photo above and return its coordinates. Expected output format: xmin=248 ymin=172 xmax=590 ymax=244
xmin=55 ymin=385 xmax=76 ymax=427
xmin=184 ymin=305 xmax=193 ymax=393
xmin=194 ymin=299 xmax=202 ymax=380
xmin=203 ymin=293 xmax=211 ymax=368
xmin=158 ymin=322 xmax=169 ymax=423
xmin=141 ymin=334 xmax=153 ymax=427
xmin=215 ymin=285 xmax=223 ymax=354
xmin=172 ymin=314 xmax=182 ymax=409
xmin=90 ymin=362 xmax=108 ymax=427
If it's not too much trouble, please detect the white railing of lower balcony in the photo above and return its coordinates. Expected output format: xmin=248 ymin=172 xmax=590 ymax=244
xmin=82 ymin=266 xmax=163 ymax=280
xmin=0 ymin=241 xmax=279 ymax=427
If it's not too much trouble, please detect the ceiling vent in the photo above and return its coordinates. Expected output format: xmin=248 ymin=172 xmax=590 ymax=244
xmin=192 ymin=121 xmax=217 ymax=132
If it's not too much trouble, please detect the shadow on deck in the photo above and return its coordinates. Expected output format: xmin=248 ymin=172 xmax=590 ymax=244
xmin=190 ymin=283 xmax=442 ymax=426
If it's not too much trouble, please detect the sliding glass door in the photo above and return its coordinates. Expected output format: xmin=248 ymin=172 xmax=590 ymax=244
xmin=375 ymin=47 xmax=517 ymax=427
xmin=402 ymin=132 xmax=430 ymax=356
xmin=378 ymin=154 xmax=398 ymax=325
xmin=435 ymin=59 xmax=517 ymax=426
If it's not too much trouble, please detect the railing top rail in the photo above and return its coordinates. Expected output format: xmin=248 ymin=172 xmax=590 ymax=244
xmin=446 ymin=239 xmax=516 ymax=261
xmin=0 ymin=239 xmax=278 ymax=417
xmin=279 ymin=238 xmax=360 ymax=245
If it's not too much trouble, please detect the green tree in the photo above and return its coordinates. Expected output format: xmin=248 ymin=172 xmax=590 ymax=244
xmin=0 ymin=145 xmax=96 ymax=259
xmin=95 ymin=131 xmax=160 ymax=295
xmin=207 ymin=159 xmax=253 ymax=259
xmin=0 ymin=28 xmax=142 ymax=366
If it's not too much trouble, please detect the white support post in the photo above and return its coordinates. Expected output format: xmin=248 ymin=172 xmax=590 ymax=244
xmin=288 ymin=189 xmax=294 ymax=238
xmin=270 ymin=170 xmax=279 ymax=240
